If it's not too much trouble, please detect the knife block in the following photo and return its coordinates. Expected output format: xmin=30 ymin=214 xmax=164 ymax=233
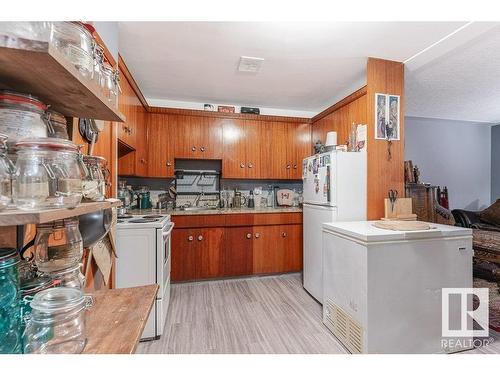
xmin=382 ymin=197 xmax=417 ymax=221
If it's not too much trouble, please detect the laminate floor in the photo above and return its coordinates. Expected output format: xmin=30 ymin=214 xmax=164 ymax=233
xmin=137 ymin=273 xmax=500 ymax=354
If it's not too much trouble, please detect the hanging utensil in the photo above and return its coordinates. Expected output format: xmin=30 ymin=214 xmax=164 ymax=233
xmin=388 ymin=189 xmax=398 ymax=213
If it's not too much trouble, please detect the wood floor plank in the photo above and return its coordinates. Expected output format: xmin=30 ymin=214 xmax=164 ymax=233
xmin=137 ymin=273 xmax=500 ymax=354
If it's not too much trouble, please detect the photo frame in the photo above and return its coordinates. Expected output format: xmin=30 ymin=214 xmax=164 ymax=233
xmin=374 ymin=93 xmax=400 ymax=140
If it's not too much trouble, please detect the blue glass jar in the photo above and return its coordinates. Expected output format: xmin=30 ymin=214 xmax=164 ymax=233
xmin=0 ymin=247 xmax=21 ymax=354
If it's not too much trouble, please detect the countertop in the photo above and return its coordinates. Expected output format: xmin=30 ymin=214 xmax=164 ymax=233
xmin=83 ymin=284 xmax=158 ymax=354
xmin=126 ymin=207 xmax=303 ymax=216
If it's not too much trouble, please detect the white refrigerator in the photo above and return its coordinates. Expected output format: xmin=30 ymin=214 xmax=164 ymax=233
xmin=302 ymin=150 xmax=366 ymax=302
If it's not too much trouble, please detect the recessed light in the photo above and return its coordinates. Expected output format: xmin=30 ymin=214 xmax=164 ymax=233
xmin=238 ymin=56 xmax=264 ymax=73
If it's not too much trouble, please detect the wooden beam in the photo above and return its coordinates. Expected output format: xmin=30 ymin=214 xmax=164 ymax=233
xmin=118 ymin=54 xmax=149 ymax=109
xmin=366 ymin=57 xmax=405 ymax=220
xmin=311 ymin=86 xmax=367 ymax=123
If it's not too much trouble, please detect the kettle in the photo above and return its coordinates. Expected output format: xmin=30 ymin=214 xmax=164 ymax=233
xmin=232 ymin=191 xmax=246 ymax=209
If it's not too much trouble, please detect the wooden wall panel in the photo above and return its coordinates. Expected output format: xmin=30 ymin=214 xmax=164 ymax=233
xmin=366 ymin=57 xmax=405 ymax=219
xmin=311 ymin=93 xmax=367 ymax=147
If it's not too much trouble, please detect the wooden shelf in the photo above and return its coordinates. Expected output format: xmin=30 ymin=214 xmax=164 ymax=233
xmin=0 ymin=36 xmax=125 ymax=122
xmin=83 ymin=285 xmax=158 ymax=354
xmin=0 ymin=198 xmax=122 ymax=226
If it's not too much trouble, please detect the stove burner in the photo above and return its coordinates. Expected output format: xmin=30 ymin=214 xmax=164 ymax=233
xmin=118 ymin=214 xmax=133 ymax=219
xmin=128 ymin=218 xmax=160 ymax=223
xmin=142 ymin=215 xmax=163 ymax=219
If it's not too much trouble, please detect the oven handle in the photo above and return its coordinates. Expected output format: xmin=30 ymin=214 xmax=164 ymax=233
xmin=163 ymin=223 xmax=175 ymax=238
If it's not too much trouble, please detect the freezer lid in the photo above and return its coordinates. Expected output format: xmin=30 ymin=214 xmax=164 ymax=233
xmin=322 ymin=221 xmax=472 ymax=243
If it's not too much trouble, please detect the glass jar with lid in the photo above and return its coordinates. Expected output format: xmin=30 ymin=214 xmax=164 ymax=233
xmin=19 ymin=275 xmax=55 ymax=338
xmin=42 ymin=264 xmax=85 ymax=290
xmin=50 ymin=22 xmax=94 ymax=79
xmin=81 ymin=155 xmax=107 ymax=202
xmin=12 ymin=138 xmax=84 ymax=210
xmin=23 ymin=287 xmax=93 ymax=354
xmin=92 ymin=42 xmax=105 ymax=88
xmin=0 ymin=134 xmax=15 ymax=211
xmin=101 ymin=62 xmax=119 ymax=106
xmin=0 ymin=91 xmax=48 ymax=145
xmin=45 ymin=110 xmax=69 ymax=140
xmin=32 ymin=218 xmax=83 ymax=273
xmin=0 ymin=248 xmax=22 ymax=354
xmin=0 ymin=22 xmax=50 ymax=47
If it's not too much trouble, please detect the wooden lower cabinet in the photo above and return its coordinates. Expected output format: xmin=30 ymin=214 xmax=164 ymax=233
xmin=171 ymin=221 xmax=303 ymax=282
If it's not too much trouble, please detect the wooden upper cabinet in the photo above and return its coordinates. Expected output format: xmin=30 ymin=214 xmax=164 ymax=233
xmin=288 ymin=123 xmax=311 ymax=179
xmin=117 ymin=71 xmax=141 ymax=150
xmin=174 ymin=115 xmax=222 ymax=159
xmin=147 ymin=113 xmax=175 ymax=178
xmin=269 ymin=122 xmax=289 ymax=179
xmin=222 ymin=119 xmax=247 ymax=178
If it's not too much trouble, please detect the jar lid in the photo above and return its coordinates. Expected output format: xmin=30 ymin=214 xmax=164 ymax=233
xmin=30 ymin=287 xmax=85 ymax=313
xmin=46 ymin=110 xmax=67 ymax=126
xmin=20 ymin=275 xmax=54 ymax=296
xmin=0 ymin=90 xmax=47 ymax=111
xmin=83 ymin=155 xmax=106 ymax=165
xmin=0 ymin=247 xmax=20 ymax=268
xmin=14 ymin=137 xmax=78 ymax=152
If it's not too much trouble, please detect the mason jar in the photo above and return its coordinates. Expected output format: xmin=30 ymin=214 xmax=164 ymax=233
xmin=101 ymin=62 xmax=119 ymax=106
xmin=13 ymin=138 xmax=84 ymax=210
xmin=81 ymin=155 xmax=106 ymax=202
xmin=45 ymin=110 xmax=69 ymax=140
xmin=33 ymin=218 xmax=83 ymax=273
xmin=42 ymin=264 xmax=85 ymax=290
xmin=0 ymin=134 xmax=15 ymax=211
xmin=0 ymin=91 xmax=48 ymax=145
xmin=0 ymin=248 xmax=22 ymax=354
xmin=23 ymin=287 xmax=93 ymax=354
xmin=50 ymin=22 xmax=94 ymax=79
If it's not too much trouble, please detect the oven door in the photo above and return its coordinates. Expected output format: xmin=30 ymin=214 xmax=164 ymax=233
xmin=157 ymin=222 xmax=174 ymax=297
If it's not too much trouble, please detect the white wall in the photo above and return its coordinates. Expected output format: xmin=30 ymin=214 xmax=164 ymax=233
xmin=492 ymin=124 xmax=500 ymax=202
xmin=92 ymin=22 xmax=119 ymax=62
xmin=405 ymin=116 xmax=492 ymax=211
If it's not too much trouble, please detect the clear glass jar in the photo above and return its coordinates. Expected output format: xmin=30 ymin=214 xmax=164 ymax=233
xmin=0 ymin=134 xmax=14 ymax=211
xmin=42 ymin=264 xmax=85 ymax=289
xmin=0 ymin=248 xmax=22 ymax=354
xmin=0 ymin=22 xmax=50 ymax=47
xmin=101 ymin=63 xmax=119 ymax=105
xmin=33 ymin=218 xmax=83 ymax=273
xmin=45 ymin=110 xmax=69 ymax=140
xmin=19 ymin=275 xmax=54 ymax=339
xmin=23 ymin=287 xmax=92 ymax=354
xmin=13 ymin=138 xmax=84 ymax=210
xmin=0 ymin=91 xmax=48 ymax=145
xmin=92 ymin=43 xmax=104 ymax=88
xmin=50 ymin=22 xmax=94 ymax=79
xmin=81 ymin=155 xmax=106 ymax=202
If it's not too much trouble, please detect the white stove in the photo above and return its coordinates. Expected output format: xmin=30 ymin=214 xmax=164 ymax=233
xmin=115 ymin=213 xmax=173 ymax=340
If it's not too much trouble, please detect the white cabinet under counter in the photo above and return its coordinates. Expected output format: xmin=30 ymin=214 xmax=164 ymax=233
xmin=321 ymin=221 xmax=474 ymax=354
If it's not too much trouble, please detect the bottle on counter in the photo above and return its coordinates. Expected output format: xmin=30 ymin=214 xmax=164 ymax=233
xmin=248 ymin=190 xmax=255 ymax=208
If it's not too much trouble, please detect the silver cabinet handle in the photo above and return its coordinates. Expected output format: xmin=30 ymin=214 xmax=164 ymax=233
xmin=197 ymin=235 xmax=203 ymax=241
xmin=140 ymin=158 xmax=146 ymax=164
xmin=240 ymin=163 xmax=245 ymax=168
xmin=166 ymin=161 xmax=172 ymax=167
xmin=200 ymin=147 xmax=206 ymax=152
xmin=191 ymin=146 xmax=197 ymax=152
xmin=248 ymin=163 xmax=253 ymax=168
xmin=281 ymin=232 xmax=287 ymax=238
xmin=187 ymin=236 xmax=194 ymax=242
xmin=286 ymin=165 xmax=291 ymax=169
xmin=293 ymin=164 xmax=297 ymax=169
xmin=255 ymin=233 xmax=260 ymax=239
xmin=246 ymin=233 xmax=252 ymax=239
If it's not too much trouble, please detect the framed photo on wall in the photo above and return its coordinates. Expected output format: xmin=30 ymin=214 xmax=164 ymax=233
xmin=375 ymin=93 xmax=400 ymax=140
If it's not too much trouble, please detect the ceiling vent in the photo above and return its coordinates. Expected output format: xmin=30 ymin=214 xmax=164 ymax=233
xmin=238 ymin=56 xmax=264 ymax=73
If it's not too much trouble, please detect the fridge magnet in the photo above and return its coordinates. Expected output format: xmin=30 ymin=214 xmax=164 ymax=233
xmin=375 ymin=93 xmax=400 ymax=140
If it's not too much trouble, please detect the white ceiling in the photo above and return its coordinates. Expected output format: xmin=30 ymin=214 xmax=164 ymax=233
xmin=405 ymin=23 xmax=500 ymax=123
xmin=118 ymin=22 xmax=469 ymax=114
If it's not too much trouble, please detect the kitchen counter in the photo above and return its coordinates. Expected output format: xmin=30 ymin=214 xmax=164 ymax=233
xmin=83 ymin=284 xmax=158 ymax=354
xmin=125 ymin=207 xmax=303 ymax=216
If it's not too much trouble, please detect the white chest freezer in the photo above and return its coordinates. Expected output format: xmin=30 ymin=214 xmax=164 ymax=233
xmin=322 ymin=221 xmax=474 ymax=354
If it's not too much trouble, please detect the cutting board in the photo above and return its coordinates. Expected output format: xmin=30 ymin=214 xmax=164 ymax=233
xmin=383 ymin=197 xmax=416 ymax=220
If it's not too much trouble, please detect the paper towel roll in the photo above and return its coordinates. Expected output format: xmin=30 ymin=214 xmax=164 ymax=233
xmin=325 ymin=131 xmax=337 ymax=146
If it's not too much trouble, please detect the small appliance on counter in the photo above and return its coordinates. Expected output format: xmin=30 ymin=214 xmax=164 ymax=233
xmin=135 ymin=186 xmax=152 ymax=209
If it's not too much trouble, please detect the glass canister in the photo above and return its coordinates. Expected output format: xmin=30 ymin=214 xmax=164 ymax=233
xmin=23 ymin=287 xmax=93 ymax=354
xmin=45 ymin=110 xmax=69 ymax=140
xmin=0 ymin=134 xmax=15 ymax=211
xmin=42 ymin=264 xmax=85 ymax=289
xmin=50 ymin=22 xmax=94 ymax=79
xmin=92 ymin=43 xmax=104 ymax=87
xmin=101 ymin=62 xmax=119 ymax=105
xmin=13 ymin=138 xmax=84 ymax=210
xmin=33 ymin=218 xmax=83 ymax=273
xmin=0 ymin=248 xmax=22 ymax=354
xmin=81 ymin=155 xmax=106 ymax=202
xmin=0 ymin=91 xmax=48 ymax=145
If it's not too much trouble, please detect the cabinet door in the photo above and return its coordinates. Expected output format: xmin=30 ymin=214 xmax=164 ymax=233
xmin=222 ymin=119 xmax=247 ymax=178
xmin=269 ymin=122 xmax=289 ymax=179
xmin=195 ymin=227 xmax=224 ymax=279
xmin=199 ymin=117 xmax=223 ymax=159
xmin=147 ymin=113 xmax=175 ymax=177
xmin=252 ymin=225 xmax=284 ymax=274
xmin=117 ymin=75 xmax=138 ymax=149
xmin=222 ymin=226 xmax=253 ymax=276
xmin=174 ymin=115 xmax=203 ymax=159
xmin=171 ymin=228 xmax=197 ymax=281
xmin=134 ymin=108 xmax=148 ymax=176
xmin=288 ymin=123 xmax=311 ymax=180
xmin=280 ymin=224 xmax=303 ymax=272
